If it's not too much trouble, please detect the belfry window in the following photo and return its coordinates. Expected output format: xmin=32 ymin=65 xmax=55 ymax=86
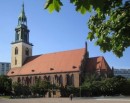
xmin=15 ymin=47 xmax=18 ymax=55
xmin=25 ymin=48 xmax=29 ymax=56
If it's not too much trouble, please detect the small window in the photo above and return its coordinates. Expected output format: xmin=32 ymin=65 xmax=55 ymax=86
xmin=25 ymin=48 xmax=29 ymax=56
xmin=15 ymin=47 xmax=18 ymax=55
xmin=50 ymin=68 xmax=54 ymax=70
xmin=72 ymin=66 xmax=77 ymax=69
xmin=6 ymin=64 xmax=9 ymax=67
xmin=2 ymin=63 xmax=4 ymax=68
xmin=11 ymin=71 xmax=14 ymax=74
xmin=32 ymin=70 xmax=35 ymax=72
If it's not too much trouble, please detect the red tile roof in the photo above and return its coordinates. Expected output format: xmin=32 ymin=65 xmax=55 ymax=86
xmin=7 ymin=48 xmax=85 ymax=76
xmin=86 ymin=56 xmax=111 ymax=72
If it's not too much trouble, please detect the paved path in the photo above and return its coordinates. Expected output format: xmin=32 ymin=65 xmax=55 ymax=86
xmin=0 ymin=97 xmax=130 ymax=103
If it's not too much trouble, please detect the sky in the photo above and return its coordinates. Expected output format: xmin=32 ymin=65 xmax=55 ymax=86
xmin=0 ymin=0 xmax=129 ymax=69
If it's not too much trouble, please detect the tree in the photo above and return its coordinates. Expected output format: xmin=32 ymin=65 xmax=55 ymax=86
xmin=81 ymin=75 xmax=129 ymax=96
xmin=101 ymin=76 xmax=127 ymax=96
xmin=12 ymin=82 xmax=30 ymax=96
xmin=30 ymin=79 xmax=52 ymax=96
xmin=88 ymin=1 xmax=130 ymax=57
xmin=122 ymin=79 xmax=130 ymax=95
xmin=44 ymin=0 xmax=130 ymax=57
xmin=0 ymin=75 xmax=12 ymax=95
xmin=81 ymin=74 xmax=103 ymax=96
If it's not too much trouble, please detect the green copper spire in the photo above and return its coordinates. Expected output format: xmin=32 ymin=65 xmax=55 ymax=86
xmin=18 ymin=3 xmax=27 ymax=25
xmin=13 ymin=3 xmax=32 ymax=44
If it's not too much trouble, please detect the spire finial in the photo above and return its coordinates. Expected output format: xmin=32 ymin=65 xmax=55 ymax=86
xmin=22 ymin=2 xmax=24 ymax=12
xmin=18 ymin=3 xmax=27 ymax=25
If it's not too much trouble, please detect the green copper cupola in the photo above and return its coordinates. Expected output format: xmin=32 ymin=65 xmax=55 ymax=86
xmin=12 ymin=3 xmax=32 ymax=46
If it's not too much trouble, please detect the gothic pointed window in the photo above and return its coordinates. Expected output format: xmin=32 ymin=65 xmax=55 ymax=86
xmin=25 ymin=48 xmax=29 ymax=56
xmin=30 ymin=77 xmax=32 ymax=85
xmin=71 ymin=74 xmax=74 ymax=86
xmin=66 ymin=74 xmax=71 ymax=86
xmin=15 ymin=47 xmax=18 ymax=55
xmin=59 ymin=75 xmax=63 ymax=86
xmin=15 ymin=58 xmax=17 ymax=65
xmin=47 ymin=76 xmax=51 ymax=82
xmin=18 ymin=77 xmax=21 ymax=83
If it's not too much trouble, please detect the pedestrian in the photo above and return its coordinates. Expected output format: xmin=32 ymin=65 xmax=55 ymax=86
xmin=69 ymin=94 xmax=73 ymax=101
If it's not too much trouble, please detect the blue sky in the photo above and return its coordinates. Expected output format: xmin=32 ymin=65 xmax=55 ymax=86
xmin=0 ymin=0 xmax=129 ymax=69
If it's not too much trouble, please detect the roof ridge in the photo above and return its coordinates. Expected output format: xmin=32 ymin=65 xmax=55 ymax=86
xmin=89 ymin=56 xmax=104 ymax=59
xmin=40 ymin=48 xmax=85 ymax=55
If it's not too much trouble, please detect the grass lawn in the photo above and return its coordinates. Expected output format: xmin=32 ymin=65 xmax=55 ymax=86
xmin=0 ymin=96 xmax=10 ymax=99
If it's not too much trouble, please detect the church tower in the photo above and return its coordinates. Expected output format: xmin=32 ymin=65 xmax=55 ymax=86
xmin=11 ymin=4 xmax=33 ymax=68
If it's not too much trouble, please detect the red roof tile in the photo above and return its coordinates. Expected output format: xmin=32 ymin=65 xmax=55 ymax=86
xmin=7 ymin=48 xmax=85 ymax=76
xmin=86 ymin=56 xmax=111 ymax=72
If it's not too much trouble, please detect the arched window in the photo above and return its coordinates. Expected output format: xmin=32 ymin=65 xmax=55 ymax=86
xmin=22 ymin=77 xmax=24 ymax=84
xmin=35 ymin=76 xmax=37 ymax=83
xmin=44 ymin=76 xmax=47 ymax=81
xmin=66 ymin=74 xmax=74 ymax=86
xmin=47 ymin=76 xmax=51 ymax=82
xmin=39 ymin=76 xmax=41 ymax=80
xmin=71 ymin=74 xmax=74 ymax=86
xmin=17 ymin=77 xmax=21 ymax=83
xmin=59 ymin=75 xmax=63 ymax=86
xmin=15 ymin=47 xmax=18 ymax=55
xmin=25 ymin=48 xmax=29 ymax=56
xmin=29 ymin=77 xmax=32 ymax=85
xmin=55 ymin=75 xmax=57 ymax=82
xmin=15 ymin=58 xmax=17 ymax=65
xmin=66 ymin=74 xmax=71 ymax=86
xmin=26 ymin=77 xmax=29 ymax=86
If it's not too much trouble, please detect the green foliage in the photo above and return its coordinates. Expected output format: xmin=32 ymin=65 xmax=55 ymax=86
xmin=30 ymin=79 xmax=52 ymax=96
xmin=44 ymin=0 xmax=63 ymax=13
xmin=60 ymin=86 xmax=79 ymax=97
xmin=88 ymin=1 xmax=130 ymax=57
xmin=12 ymin=79 xmax=52 ymax=97
xmin=12 ymin=82 xmax=30 ymax=96
xmin=81 ymin=74 xmax=103 ymax=96
xmin=67 ymin=86 xmax=79 ymax=96
xmin=44 ymin=0 xmax=130 ymax=57
xmin=101 ymin=76 xmax=127 ymax=95
xmin=44 ymin=0 xmax=107 ymax=14
xmin=83 ymin=73 xmax=103 ymax=82
xmin=121 ymin=79 xmax=130 ymax=95
xmin=0 ymin=96 xmax=10 ymax=99
xmin=0 ymin=75 xmax=12 ymax=95
xmin=81 ymin=75 xmax=130 ymax=96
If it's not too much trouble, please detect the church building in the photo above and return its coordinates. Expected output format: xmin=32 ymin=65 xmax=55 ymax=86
xmin=7 ymin=4 xmax=113 ymax=96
